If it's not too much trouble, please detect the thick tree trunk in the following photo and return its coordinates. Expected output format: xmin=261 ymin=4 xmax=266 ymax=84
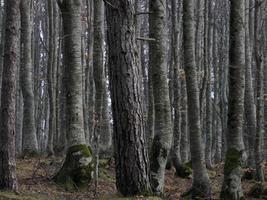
xmin=54 ymin=0 xmax=94 ymax=191
xmin=106 ymin=0 xmax=152 ymax=196
xmin=0 ymin=0 xmax=20 ymax=190
xmin=220 ymin=0 xmax=246 ymax=199
xmin=149 ymin=0 xmax=173 ymax=194
xmin=183 ymin=0 xmax=211 ymax=198
xmin=20 ymin=0 xmax=39 ymax=157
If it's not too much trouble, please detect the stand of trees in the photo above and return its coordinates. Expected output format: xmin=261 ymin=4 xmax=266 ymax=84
xmin=0 ymin=0 xmax=266 ymax=199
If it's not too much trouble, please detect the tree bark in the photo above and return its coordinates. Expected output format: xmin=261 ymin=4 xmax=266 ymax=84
xmin=149 ymin=0 xmax=173 ymax=194
xmin=54 ymin=0 xmax=94 ymax=191
xmin=106 ymin=0 xmax=152 ymax=196
xmin=0 ymin=0 xmax=20 ymax=190
xmin=20 ymin=0 xmax=39 ymax=157
xmin=183 ymin=0 xmax=211 ymax=198
xmin=220 ymin=0 xmax=246 ymax=199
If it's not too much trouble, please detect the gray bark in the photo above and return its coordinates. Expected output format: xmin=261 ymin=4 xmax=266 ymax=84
xmin=221 ymin=0 xmax=246 ymax=198
xmin=20 ymin=0 xmax=39 ymax=156
xmin=149 ymin=0 xmax=173 ymax=195
xmin=183 ymin=0 xmax=211 ymax=198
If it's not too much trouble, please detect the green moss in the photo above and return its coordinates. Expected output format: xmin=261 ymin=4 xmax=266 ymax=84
xmin=175 ymin=164 xmax=192 ymax=179
xmin=54 ymin=144 xmax=94 ymax=191
xmin=224 ymin=148 xmax=242 ymax=176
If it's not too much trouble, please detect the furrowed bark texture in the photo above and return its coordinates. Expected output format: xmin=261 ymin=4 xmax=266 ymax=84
xmin=0 ymin=0 xmax=20 ymax=190
xmin=106 ymin=0 xmax=152 ymax=196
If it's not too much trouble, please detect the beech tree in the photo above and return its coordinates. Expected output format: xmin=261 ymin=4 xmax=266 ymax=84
xmin=221 ymin=0 xmax=246 ymax=198
xmin=20 ymin=0 xmax=39 ymax=156
xmin=183 ymin=0 xmax=211 ymax=198
xmin=149 ymin=0 xmax=173 ymax=194
xmin=54 ymin=0 xmax=94 ymax=191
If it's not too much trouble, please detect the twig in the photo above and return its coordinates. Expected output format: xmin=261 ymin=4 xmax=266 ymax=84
xmin=136 ymin=37 xmax=156 ymax=42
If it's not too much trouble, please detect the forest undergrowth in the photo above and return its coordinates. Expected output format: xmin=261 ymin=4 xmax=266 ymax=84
xmin=0 ymin=157 xmax=264 ymax=200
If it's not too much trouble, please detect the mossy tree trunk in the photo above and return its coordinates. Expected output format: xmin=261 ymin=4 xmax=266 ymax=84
xmin=149 ymin=0 xmax=173 ymax=195
xmin=106 ymin=0 xmax=152 ymax=196
xmin=54 ymin=0 xmax=94 ymax=191
xmin=220 ymin=0 xmax=246 ymax=199
xmin=183 ymin=0 xmax=211 ymax=198
xmin=0 ymin=0 xmax=20 ymax=190
xmin=20 ymin=0 xmax=39 ymax=157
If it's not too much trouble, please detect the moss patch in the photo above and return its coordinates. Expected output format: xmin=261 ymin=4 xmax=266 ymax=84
xmin=224 ymin=148 xmax=242 ymax=176
xmin=175 ymin=164 xmax=192 ymax=179
xmin=54 ymin=144 xmax=94 ymax=191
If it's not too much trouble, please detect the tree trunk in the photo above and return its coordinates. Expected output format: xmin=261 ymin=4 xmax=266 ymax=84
xmin=46 ymin=0 xmax=55 ymax=156
xmin=0 ymin=0 xmax=20 ymax=190
xmin=183 ymin=0 xmax=211 ymax=198
xmin=106 ymin=0 xmax=152 ymax=196
xmin=20 ymin=0 xmax=39 ymax=157
xmin=220 ymin=0 xmax=246 ymax=199
xmin=54 ymin=0 xmax=94 ymax=191
xmin=149 ymin=0 xmax=173 ymax=194
xmin=244 ymin=0 xmax=256 ymax=168
xmin=254 ymin=0 xmax=264 ymax=182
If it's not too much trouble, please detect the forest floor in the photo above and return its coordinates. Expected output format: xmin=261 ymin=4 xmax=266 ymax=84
xmin=0 ymin=157 xmax=265 ymax=200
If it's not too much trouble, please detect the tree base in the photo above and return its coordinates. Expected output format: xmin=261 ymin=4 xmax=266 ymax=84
xmin=182 ymin=179 xmax=211 ymax=199
xmin=54 ymin=144 xmax=94 ymax=191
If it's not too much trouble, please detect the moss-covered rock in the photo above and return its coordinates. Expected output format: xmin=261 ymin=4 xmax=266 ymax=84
xmin=54 ymin=144 xmax=94 ymax=191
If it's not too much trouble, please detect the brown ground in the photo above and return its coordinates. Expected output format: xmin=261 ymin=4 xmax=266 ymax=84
xmin=13 ymin=158 xmax=263 ymax=200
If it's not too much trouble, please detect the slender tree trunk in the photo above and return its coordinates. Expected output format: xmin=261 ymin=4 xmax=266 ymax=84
xmin=46 ymin=0 xmax=55 ymax=156
xmin=149 ymin=0 xmax=173 ymax=194
xmin=183 ymin=0 xmax=211 ymax=198
xmin=254 ymin=0 xmax=264 ymax=182
xmin=106 ymin=0 xmax=152 ymax=196
xmin=0 ymin=0 xmax=20 ymax=190
xmin=20 ymin=0 xmax=39 ymax=156
xmin=220 ymin=0 xmax=246 ymax=199
xmin=244 ymin=0 xmax=256 ymax=168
